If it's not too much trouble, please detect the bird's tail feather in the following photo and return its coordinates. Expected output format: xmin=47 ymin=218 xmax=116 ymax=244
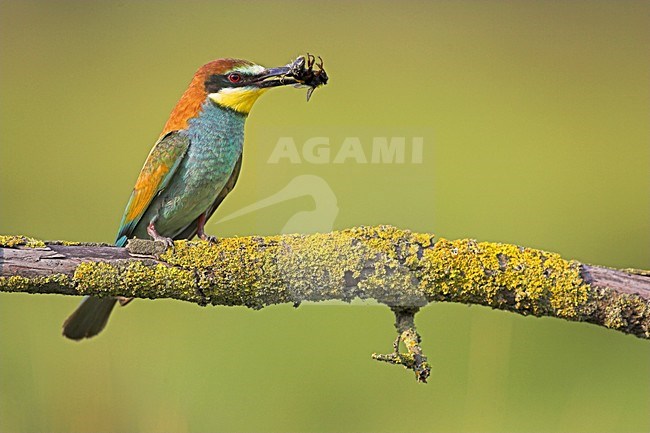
xmin=62 ymin=297 xmax=118 ymax=340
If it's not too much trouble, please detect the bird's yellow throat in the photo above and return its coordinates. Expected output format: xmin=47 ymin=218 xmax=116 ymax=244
xmin=209 ymin=87 xmax=268 ymax=114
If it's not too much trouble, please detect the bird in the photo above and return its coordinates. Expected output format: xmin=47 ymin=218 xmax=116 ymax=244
xmin=62 ymin=57 xmax=325 ymax=340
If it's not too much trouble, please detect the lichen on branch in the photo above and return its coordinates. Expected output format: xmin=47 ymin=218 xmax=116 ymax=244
xmin=1 ymin=225 xmax=649 ymax=381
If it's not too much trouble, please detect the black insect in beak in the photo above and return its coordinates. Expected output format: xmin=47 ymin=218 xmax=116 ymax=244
xmin=255 ymin=54 xmax=328 ymax=100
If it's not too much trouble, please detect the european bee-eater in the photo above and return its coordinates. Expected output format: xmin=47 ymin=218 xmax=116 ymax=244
xmin=62 ymin=56 xmax=327 ymax=340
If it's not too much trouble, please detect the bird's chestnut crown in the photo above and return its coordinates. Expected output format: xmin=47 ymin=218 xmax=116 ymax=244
xmin=162 ymin=57 xmax=322 ymax=133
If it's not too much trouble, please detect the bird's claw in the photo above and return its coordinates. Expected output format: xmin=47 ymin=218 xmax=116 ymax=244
xmin=147 ymin=221 xmax=174 ymax=250
xmin=199 ymin=234 xmax=219 ymax=244
xmin=154 ymin=236 xmax=174 ymax=250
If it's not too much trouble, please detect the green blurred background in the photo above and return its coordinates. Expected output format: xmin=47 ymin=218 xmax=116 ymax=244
xmin=1 ymin=1 xmax=649 ymax=432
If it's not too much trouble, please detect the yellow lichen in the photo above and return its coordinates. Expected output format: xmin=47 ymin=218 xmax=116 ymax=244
xmin=1 ymin=226 xmax=648 ymax=338
xmin=601 ymin=294 xmax=649 ymax=333
xmin=59 ymin=240 xmax=82 ymax=246
xmin=160 ymin=237 xmax=287 ymax=307
xmin=121 ymin=261 xmax=198 ymax=300
xmin=272 ymin=227 xmax=428 ymax=306
xmin=0 ymin=276 xmax=32 ymax=292
xmin=0 ymin=235 xmax=46 ymax=248
xmin=151 ymin=226 xmax=432 ymax=307
xmin=0 ymin=274 xmax=71 ymax=293
xmin=72 ymin=260 xmax=199 ymax=302
xmin=416 ymin=238 xmax=589 ymax=318
xmin=73 ymin=262 xmax=121 ymax=296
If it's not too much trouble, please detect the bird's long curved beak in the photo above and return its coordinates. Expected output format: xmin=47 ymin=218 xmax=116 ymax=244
xmin=254 ymin=66 xmax=300 ymax=88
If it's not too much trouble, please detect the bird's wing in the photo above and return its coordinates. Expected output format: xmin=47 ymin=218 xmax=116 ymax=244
xmin=174 ymin=152 xmax=243 ymax=240
xmin=115 ymin=131 xmax=190 ymax=246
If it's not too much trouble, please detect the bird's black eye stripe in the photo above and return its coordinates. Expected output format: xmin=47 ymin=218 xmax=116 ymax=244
xmin=205 ymin=73 xmax=253 ymax=92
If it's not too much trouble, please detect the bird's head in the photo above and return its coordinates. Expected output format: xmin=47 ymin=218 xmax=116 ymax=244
xmin=202 ymin=58 xmax=312 ymax=114
xmin=162 ymin=57 xmax=325 ymax=135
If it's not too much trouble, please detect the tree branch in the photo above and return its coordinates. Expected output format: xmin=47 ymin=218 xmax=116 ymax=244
xmin=1 ymin=227 xmax=648 ymax=382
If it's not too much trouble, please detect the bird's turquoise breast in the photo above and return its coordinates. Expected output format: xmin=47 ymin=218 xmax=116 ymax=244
xmin=145 ymin=100 xmax=246 ymax=238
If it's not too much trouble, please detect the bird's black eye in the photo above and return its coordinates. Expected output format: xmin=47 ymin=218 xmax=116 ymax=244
xmin=228 ymin=73 xmax=242 ymax=83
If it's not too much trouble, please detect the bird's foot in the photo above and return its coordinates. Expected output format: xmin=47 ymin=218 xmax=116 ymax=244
xmin=196 ymin=212 xmax=218 ymax=244
xmin=147 ymin=222 xmax=174 ymax=250
xmin=155 ymin=236 xmax=174 ymax=250
xmin=198 ymin=233 xmax=219 ymax=244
